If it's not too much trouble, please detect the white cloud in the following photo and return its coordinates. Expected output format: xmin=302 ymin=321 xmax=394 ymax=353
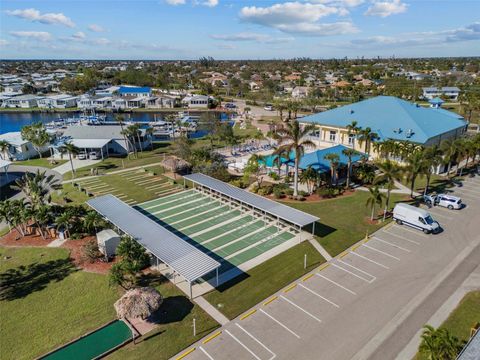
xmin=210 ymin=32 xmax=294 ymax=43
xmin=0 ymin=39 xmax=9 ymax=46
xmin=310 ymin=0 xmax=364 ymax=7
xmin=165 ymin=0 xmax=186 ymax=4
xmin=239 ymin=2 xmax=357 ymax=36
xmin=88 ymin=24 xmax=105 ymax=32
xmin=72 ymin=31 xmax=86 ymax=40
xmin=9 ymin=31 xmax=52 ymax=41
xmin=364 ymin=0 xmax=407 ymax=17
xmin=446 ymin=22 xmax=480 ymax=42
xmin=92 ymin=38 xmax=111 ymax=45
xmin=6 ymin=8 xmax=75 ymax=27
xmin=201 ymin=0 xmax=219 ymax=7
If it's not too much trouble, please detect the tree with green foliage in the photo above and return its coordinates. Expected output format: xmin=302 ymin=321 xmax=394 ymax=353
xmin=375 ymin=160 xmax=402 ymax=220
xmin=58 ymin=142 xmax=80 ymax=177
xmin=365 ymin=186 xmax=385 ymax=221
xmin=324 ymin=153 xmax=340 ymax=186
xmin=0 ymin=140 xmax=11 ymax=160
xmin=20 ymin=122 xmax=50 ymax=158
xmin=274 ymin=121 xmax=316 ymax=196
xmin=116 ymin=236 xmax=150 ymax=272
xmin=419 ymin=325 xmax=463 ymax=360
xmin=243 ymin=154 xmax=265 ymax=188
xmin=342 ymin=148 xmax=358 ymax=189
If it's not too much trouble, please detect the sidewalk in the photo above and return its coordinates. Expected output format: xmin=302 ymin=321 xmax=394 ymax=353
xmin=193 ymin=296 xmax=229 ymax=326
xmin=356 ymin=180 xmax=421 ymax=197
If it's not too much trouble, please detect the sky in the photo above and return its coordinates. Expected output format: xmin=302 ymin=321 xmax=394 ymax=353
xmin=0 ymin=0 xmax=479 ymax=60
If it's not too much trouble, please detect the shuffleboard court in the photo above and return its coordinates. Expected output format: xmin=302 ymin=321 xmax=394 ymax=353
xmin=41 ymin=320 xmax=132 ymax=360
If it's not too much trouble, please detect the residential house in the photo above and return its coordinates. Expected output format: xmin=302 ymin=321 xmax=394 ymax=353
xmin=3 ymin=94 xmax=39 ymax=108
xmin=422 ymin=87 xmax=460 ymax=101
xmin=182 ymin=95 xmax=211 ymax=108
xmin=118 ymin=86 xmax=151 ymax=98
xmin=37 ymin=94 xmax=78 ymax=109
xmin=292 ymin=86 xmax=310 ymax=99
xmin=0 ymin=131 xmax=51 ymax=160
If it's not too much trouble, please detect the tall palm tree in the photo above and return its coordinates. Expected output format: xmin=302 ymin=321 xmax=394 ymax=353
xmin=20 ymin=122 xmax=50 ymax=158
xmin=404 ymin=150 xmax=428 ymax=198
xmin=453 ymin=138 xmax=467 ymax=176
xmin=55 ymin=211 xmax=72 ymax=238
xmin=299 ymin=167 xmax=317 ymax=194
xmin=419 ymin=325 xmax=462 ymax=360
xmin=273 ymin=99 xmax=287 ymax=122
xmin=82 ymin=210 xmax=105 ymax=234
xmin=0 ymin=140 xmax=11 ymax=160
xmin=13 ymin=170 xmax=58 ymax=210
xmin=128 ymin=123 xmax=143 ymax=153
xmin=145 ymin=127 xmax=155 ymax=150
xmin=116 ymin=115 xmax=131 ymax=159
xmin=375 ymin=160 xmax=402 ymax=220
xmin=357 ymin=127 xmax=379 ymax=158
xmin=422 ymin=145 xmax=442 ymax=195
xmin=365 ymin=186 xmax=385 ymax=221
xmin=342 ymin=148 xmax=358 ymax=188
xmin=324 ymin=153 xmax=340 ymax=186
xmin=274 ymin=121 xmax=316 ymax=196
xmin=346 ymin=120 xmax=360 ymax=150
xmin=440 ymin=139 xmax=457 ymax=177
xmin=59 ymin=142 xmax=80 ymax=177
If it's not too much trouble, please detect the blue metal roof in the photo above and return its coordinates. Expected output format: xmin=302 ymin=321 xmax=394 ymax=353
xmin=118 ymin=86 xmax=151 ymax=94
xmin=287 ymin=145 xmax=364 ymax=172
xmin=300 ymin=96 xmax=466 ymax=144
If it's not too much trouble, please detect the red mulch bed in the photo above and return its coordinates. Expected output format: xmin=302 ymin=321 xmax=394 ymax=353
xmin=0 ymin=229 xmax=53 ymax=247
xmin=61 ymin=236 xmax=117 ymax=274
xmin=268 ymin=189 xmax=356 ymax=203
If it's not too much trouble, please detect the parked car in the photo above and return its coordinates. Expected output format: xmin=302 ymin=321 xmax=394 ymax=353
xmin=393 ymin=203 xmax=440 ymax=234
xmin=89 ymin=151 xmax=100 ymax=160
xmin=423 ymin=193 xmax=463 ymax=210
xmin=77 ymin=152 xmax=88 ymax=160
xmin=264 ymin=104 xmax=274 ymax=111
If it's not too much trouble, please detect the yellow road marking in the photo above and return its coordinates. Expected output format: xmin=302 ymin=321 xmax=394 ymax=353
xmin=240 ymin=309 xmax=257 ymax=320
xmin=351 ymin=243 xmax=361 ymax=251
xmin=176 ymin=347 xmax=196 ymax=360
xmin=203 ymin=331 xmax=221 ymax=344
xmin=284 ymin=284 xmax=297 ymax=293
xmin=339 ymin=251 xmax=349 ymax=259
xmin=302 ymin=273 xmax=314 ymax=282
xmin=263 ymin=296 xmax=278 ymax=306
xmin=318 ymin=263 xmax=330 ymax=271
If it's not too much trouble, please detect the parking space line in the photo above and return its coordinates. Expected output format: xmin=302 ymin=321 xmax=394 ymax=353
xmin=279 ymin=295 xmax=322 ymax=323
xmin=350 ymin=251 xmax=389 ymax=269
xmin=203 ymin=331 xmax=222 ymax=344
xmin=337 ymin=260 xmax=376 ymax=282
xmin=382 ymin=230 xmax=420 ymax=245
xmin=263 ymin=296 xmax=277 ymax=306
xmin=373 ymin=237 xmax=412 ymax=252
xmin=331 ymin=263 xmax=372 ymax=283
xmin=394 ymin=226 xmax=428 ymax=238
xmin=240 ymin=309 xmax=257 ymax=320
xmin=199 ymin=346 xmax=214 ymax=360
xmin=315 ymin=273 xmax=357 ymax=295
xmin=225 ymin=329 xmax=261 ymax=360
xmin=235 ymin=323 xmax=276 ymax=360
xmin=297 ymin=283 xmax=340 ymax=308
xmin=259 ymin=309 xmax=301 ymax=339
xmin=176 ymin=348 xmax=196 ymax=360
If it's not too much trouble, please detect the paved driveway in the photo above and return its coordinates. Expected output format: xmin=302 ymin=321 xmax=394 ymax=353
xmin=176 ymin=175 xmax=480 ymax=360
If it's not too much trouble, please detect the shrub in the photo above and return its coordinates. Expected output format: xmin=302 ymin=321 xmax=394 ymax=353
xmin=251 ymin=184 xmax=260 ymax=193
xmin=317 ymin=187 xmax=336 ymax=198
xmin=299 ymin=190 xmax=309 ymax=197
xmin=82 ymin=239 xmax=101 ymax=263
xmin=273 ymin=187 xmax=284 ymax=199
xmin=268 ymin=172 xmax=280 ymax=181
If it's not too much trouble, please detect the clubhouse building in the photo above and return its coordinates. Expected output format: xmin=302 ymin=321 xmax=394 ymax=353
xmin=299 ymin=96 xmax=467 ymax=158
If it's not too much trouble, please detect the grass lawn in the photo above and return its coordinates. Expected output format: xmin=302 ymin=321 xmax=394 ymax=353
xmin=415 ymin=291 xmax=480 ymax=360
xmin=286 ymin=191 xmax=409 ymax=257
xmin=63 ymin=144 xmax=172 ymax=180
xmin=204 ymin=241 xmax=325 ymax=320
xmin=51 ymin=182 xmax=90 ymax=205
xmin=107 ymin=274 xmax=220 ymax=360
xmin=16 ymin=158 xmax=68 ymax=169
xmin=0 ymin=246 xmax=120 ymax=360
xmin=400 ymin=173 xmax=463 ymax=194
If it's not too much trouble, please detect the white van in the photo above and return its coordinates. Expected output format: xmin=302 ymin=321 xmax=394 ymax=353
xmin=393 ymin=203 xmax=440 ymax=234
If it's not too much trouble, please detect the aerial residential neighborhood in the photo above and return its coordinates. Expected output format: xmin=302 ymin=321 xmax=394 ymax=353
xmin=0 ymin=1 xmax=479 ymax=360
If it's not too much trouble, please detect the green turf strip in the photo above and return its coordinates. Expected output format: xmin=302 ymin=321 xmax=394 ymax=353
xmin=139 ymin=191 xmax=197 ymax=209
xmin=153 ymin=198 xmax=212 ymax=218
xmin=228 ymin=232 xmax=296 ymax=266
xmin=181 ymin=210 xmax=242 ymax=236
xmin=171 ymin=206 xmax=229 ymax=229
xmin=42 ymin=320 xmax=131 ymax=360
xmin=161 ymin=202 xmax=220 ymax=222
xmin=195 ymin=215 xmax=254 ymax=243
xmin=201 ymin=220 xmax=265 ymax=249
xmin=217 ymin=226 xmax=278 ymax=255
xmin=143 ymin=194 xmax=205 ymax=213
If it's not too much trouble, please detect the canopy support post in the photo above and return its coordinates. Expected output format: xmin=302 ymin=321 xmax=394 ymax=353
xmin=216 ymin=268 xmax=219 ymax=287
xmin=312 ymin=222 xmax=315 ymax=236
xmin=189 ymin=281 xmax=193 ymax=299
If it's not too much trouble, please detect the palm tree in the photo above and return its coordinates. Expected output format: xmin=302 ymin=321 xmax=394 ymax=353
xmin=82 ymin=211 xmax=104 ymax=234
xmin=404 ymin=151 xmax=428 ymax=198
xmin=453 ymin=138 xmax=467 ymax=176
xmin=324 ymin=153 xmax=340 ymax=186
xmin=55 ymin=211 xmax=72 ymax=238
xmin=440 ymin=139 xmax=457 ymax=177
xmin=375 ymin=160 xmax=402 ymax=220
xmin=419 ymin=325 xmax=462 ymax=360
xmin=365 ymin=186 xmax=385 ymax=221
xmin=116 ymin=115 xmax=131 ymax=159
xmin=0 ymin=140 xmax=11 ymax=160
xmin=273 ymin=99 xmax=287 ymax=122
xmin=342 ymin=148 xmax=358 ymax=188
xmin=357 ymin=127 xmax=379 ymax=158
xmin=145 ymin=127 xmax=155 ymax=150
xmin=128 ymin=123 xmax=143 ymax=153
xmin=422 ymin=145 xmax=442 ymax=195
xmin=13 ymin=170 xmax=58 ymax=209
xmin=21 ymin=122 xmax=50 ymax=158
xmin=274 ymin=121 xmax=316 ymax=196
xmin=58 ymin=142 xmax=80 ymax=177
xmin=299 ymin=167 xmax=317 ymax=194
xmin=346 ymin=120 xmax=360 ymax=150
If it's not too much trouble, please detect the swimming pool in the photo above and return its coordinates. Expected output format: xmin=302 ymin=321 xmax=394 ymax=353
xmin=259 ymin=152 xmax=295 ymax=167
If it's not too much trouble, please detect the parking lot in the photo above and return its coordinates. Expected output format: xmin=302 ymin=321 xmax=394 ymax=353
xmin=175 ymin=175 xmax=480 ymax=360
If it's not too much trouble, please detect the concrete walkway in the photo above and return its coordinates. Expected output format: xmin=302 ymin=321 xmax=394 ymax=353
xmin=396 ymin=264 xmax=480 ymax=360
xmin=308 ymin=238 xmax=333 ymax=260
xmin=194 ymin=296 xmax=230 ymax=326
xmin=357 ymin=180 xmax=421 ymax=197
xmin=52 ymin=159 xmax=101 ymax=175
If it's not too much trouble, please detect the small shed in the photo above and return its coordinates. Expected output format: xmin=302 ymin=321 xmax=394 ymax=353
xmin=97 ymin=229 xmax=121 ymax=258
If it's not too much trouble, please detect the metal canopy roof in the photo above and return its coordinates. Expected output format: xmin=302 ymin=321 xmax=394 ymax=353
xmin=184 ymin=173 xmax=319 ymax=227
xmin=71 ymin=138 xmax=111 ymax=149
xmin=87 ymin=195 xmax=220 ymax=283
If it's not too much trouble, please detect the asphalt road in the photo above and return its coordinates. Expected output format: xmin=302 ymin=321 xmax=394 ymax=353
xmin=176 ymin=174 xmax=480 ymax=360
